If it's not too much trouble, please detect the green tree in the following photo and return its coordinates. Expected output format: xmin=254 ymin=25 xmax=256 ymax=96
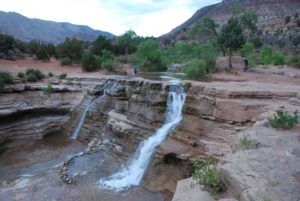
xmin=190 ymin=17 xmax=218 ymax=39
xmin=134 ymin=39 xmax=166 ymax=72
xmin=91 ymin=35 xmax=112 ymax=56
xmin=259 ymin=45 xmax=273 ymax=64
xmin=240 ymin=42 xmax=254 ymax=57
xmin=81 ymin=51 xmax=101 ymax=72
xmin=184 ymin=59 xmax=207 ymax=79
xmin=36 ymin=45 xmax=49 ymax=60
xmin=56 ymin=38 xmax=83 ymax=61
xmin=217 ymin=17 xmax=245 ymax=68
xmin=240 ymin=11 xmax=258 ymax=34
xmin=189 ymin=17 xmax=225 ymax=56
xmin=117 ymin=30 xmax=141 ymax=55
xmin=199 ymin=43 xmax=218 ymax=73
xmin=0 ymin=34 xmax=15 ymax=54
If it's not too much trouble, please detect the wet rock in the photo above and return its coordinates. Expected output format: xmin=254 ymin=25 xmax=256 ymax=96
xmin=172 ymin=177 xmax=215 ymax=201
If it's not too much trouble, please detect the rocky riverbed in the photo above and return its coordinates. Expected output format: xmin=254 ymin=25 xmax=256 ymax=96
xmin=0 ymin=75 xmax=299 ymax=201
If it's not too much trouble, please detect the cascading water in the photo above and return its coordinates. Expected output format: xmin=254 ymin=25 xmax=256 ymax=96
xmin=98 ymin=81 xmax=186 ymax=191
xmin=70 ymin=100 xmax=92 ymax=139
xmin=70 ymin=80 xmax=114 ymax=140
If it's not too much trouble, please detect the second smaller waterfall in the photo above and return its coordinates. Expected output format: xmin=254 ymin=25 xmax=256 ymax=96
xmin=70 ymin=101 xmax=92 ymax=140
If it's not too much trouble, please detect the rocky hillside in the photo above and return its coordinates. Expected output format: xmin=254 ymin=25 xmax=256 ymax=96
xmin=0 ymin=11 xmax=115 ymax=44
xmin=161 ymin=0 xmax=300 ymax=52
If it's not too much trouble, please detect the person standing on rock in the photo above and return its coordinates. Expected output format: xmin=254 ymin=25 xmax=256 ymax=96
xmin=132 ymin=65 xmax=138 ymax=75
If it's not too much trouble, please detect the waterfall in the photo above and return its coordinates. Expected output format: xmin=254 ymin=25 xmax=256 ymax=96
xmin=98 ymin=82 xmax=186 ymax=191
xmin=70 ymin=100 xmax=92 ymax=140
xmin=70 ymin=80 xmax=114 ymax=140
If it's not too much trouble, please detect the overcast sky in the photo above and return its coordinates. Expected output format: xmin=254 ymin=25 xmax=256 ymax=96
xmin=0 ymin=0 xmax=221 ymax=37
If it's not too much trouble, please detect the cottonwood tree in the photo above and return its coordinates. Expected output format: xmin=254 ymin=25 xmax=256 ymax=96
xmin=189 ymin=17 xmax=226 ymax=56
xmin=217 ymin=17 xmax=245 ymax=68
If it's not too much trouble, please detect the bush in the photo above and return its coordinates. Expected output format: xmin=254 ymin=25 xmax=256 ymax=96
xmin=81 ymin=52 xmax=99 ymax=72
xmin=199 ymin=43 xmax=218 ymax=73
xmin=0 ymin=71 xmax=13 ymax=91
xmin=102 ymin=60 xmax=114 ymax=71
xmin=184 ymin=59 xmax=207 ymax=79
xmin=287 ymin=55 xmax=300 ymax=68
xmin=240 ymin=42 xmax=254 ymax=58
xmin=42 ymin=83 xmax=54 ymax=94
xmin=268 ymin=108 xmax=298 ymax=129
xmin=25 ymin=69 xmax=44 ymax=80
xmin=0 ymin=71 xmax=13 ymax=84
xmin=48 ymin=72 xmax=53 ymax=77
xmin=36 ymin=46 xmax=49 ymax=60
xmin=134 ymin=39 xmax=167 ymax=72
xmin=272 ymin=54 xmax=285 ymax=65
xmin=259 ymin=45 xmax=273 ymax=64
xmin=59 ymin=73 xmax=67 ymax=80
xmin=55 ymin=37 xmax=83 ymax=61
xmin=18 ymin=72 xmax=25 ymax=78
xmin=192 ymin=157 xmax=225 ymax=195
xmin=60 ymin=57 xmax=72 ymax=66
xmin=26 ymin=73 xmax=38 ymax=82
xmin=247 ymin=53 xmax=256 ymax=67
xmin=239 ymin=136 xmax=257 ymax=150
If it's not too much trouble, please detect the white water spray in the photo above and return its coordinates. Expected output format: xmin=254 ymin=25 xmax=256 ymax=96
xmin=98 ymin=82 xmax=186 ymax=191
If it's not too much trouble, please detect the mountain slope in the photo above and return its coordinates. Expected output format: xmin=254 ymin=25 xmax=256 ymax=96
xmin=161 ymin=0 xmax=300 ymax=52
xmin=0 ymin=11 xmax=115 ymax=44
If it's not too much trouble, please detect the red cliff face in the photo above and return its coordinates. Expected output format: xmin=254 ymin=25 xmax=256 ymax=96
xmin=162 ymin=0 xmax=300 ymax=53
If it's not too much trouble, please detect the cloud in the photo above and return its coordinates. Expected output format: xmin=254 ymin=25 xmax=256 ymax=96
xmin=0 ymin=0 xmax=221 ymax=37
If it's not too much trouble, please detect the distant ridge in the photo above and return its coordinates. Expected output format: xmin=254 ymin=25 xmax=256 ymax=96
xmin=161 ymin=0 xmax=300 ymax=52
xmin=0 ymin=11 xmax=115 ymax=44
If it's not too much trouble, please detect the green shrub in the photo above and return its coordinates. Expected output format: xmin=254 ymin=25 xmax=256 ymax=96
xmin=42 ymin=83 xmax=54 ymax=94
xmin=0 ymin=71 xmax=13 ymax=84
xmin=239 ymin=136 xmax=257 ymax=150
xmin=287 ymin=55 xmax=300 ymax=68
xmin=102 ymin=60 xmax=114 ymax=71
xmin=268 ymin=108 xmax=298 ymax=129
xmin=247 ymin=53 xmax=256 ymax=67
xmin=26 ymin=73 xmax=38 ymax=82
xmin=25 ymin=69 xmax=44 ymax=80
xmin=259 ymin=45 xmax=273 ymax=65
xmin=18 ymin=72 xmax=25 ymax=78
xmin=36 ymin=46 xmax=49 ymax=60
xmin=134 ymin=39 xmax=167 ymax=72
xmin=192 ymin=157 xmax=225 ymax=195
xmin=48 ymin=72 xmax=53 ymax=77
xmin=199 ymin=43 xmax=218 ymax=73
xmin=81 ymin=52 xmax=99 ymax=72
xmin=184 ymin=59 xmax=207 ymax=79
xmin=60 ymin=57 xmax=72 ymax=66
xmin=272 ymin=54 xmax=285 ymax=65
xmin=240 ymin=42 xmax=254 ymax=58
xmin=59 ymin=73 xmax=67 ymax=80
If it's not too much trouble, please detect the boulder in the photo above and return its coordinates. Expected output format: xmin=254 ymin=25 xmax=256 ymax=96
xmin=172 ymin=177 xmax=215 ymax=201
